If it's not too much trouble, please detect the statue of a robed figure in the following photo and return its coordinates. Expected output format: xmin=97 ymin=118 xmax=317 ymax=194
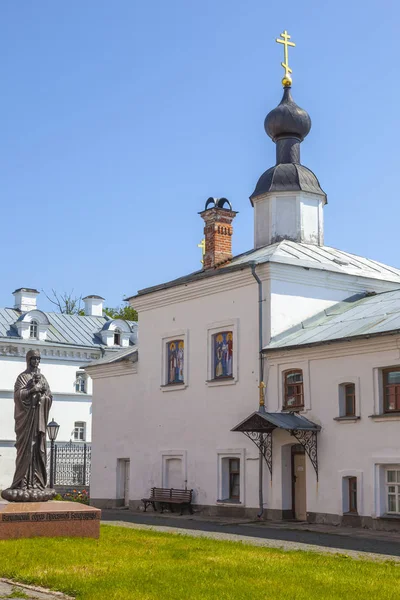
xmin=1 ymin=350 xmax=56 ymax=502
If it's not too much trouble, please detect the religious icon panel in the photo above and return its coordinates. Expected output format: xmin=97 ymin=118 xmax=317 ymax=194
xmin=167 ymin=339 xmax=184 ymax=384
xmin=213 ymin=331 xmax=233 ymax=379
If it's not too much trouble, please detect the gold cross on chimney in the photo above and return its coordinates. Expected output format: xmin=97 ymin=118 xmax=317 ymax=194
xmin=276 ymin=30 xmax=295 ymax=87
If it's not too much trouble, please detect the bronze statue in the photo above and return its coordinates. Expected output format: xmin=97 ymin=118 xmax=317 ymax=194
xmin=1 ymin=350 xmax=56 ymax=502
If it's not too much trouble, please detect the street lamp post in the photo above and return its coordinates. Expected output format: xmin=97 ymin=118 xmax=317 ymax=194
xmin=47 ymin=418 xmax=60 ymax=489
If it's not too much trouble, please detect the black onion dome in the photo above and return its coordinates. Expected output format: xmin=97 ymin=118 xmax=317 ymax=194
xmin=250 ymin=163 xmax=326 ymax=203
xmin=265 ymin=87 xmax=311 ymax=142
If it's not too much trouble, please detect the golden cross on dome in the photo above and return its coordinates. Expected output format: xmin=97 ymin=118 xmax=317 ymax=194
xmin=276 ymin=30 xmax=295 ymax=87
xmin=198 ymin=238 xmax=206 ymax=264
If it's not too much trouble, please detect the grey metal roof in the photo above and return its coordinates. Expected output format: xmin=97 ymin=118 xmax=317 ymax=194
xmin=250 ymin=164 xmax=325 ymax=202
xmin=0 ymin=308 xmax=137 ymax=349
xmin=232 ymin=410 xmax=320 ymax=433
xmin=129 ymin=240 xmax=400 ymax=300
xmin=84 ymin=346 xmax=138 ymax=368
xmin=265 ymin=289 xmax=400 ymax=351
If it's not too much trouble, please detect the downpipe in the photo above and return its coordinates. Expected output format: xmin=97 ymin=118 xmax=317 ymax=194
xmin=251 ymin=263 xmax=265 ymax=519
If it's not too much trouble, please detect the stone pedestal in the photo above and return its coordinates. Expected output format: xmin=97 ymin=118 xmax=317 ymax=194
xmin=0 ymin=501 xmax=101 ymax=540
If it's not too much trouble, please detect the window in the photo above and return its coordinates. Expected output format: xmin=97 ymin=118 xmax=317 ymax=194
xmin=386 ymin=469 xmax=400 ymax=514
xmin=73 ymin=421 xmax=86 ymax=442
xmin=229 ymin=458 xmax=240 ymax=500
xmin=383 ymin=368 xmax=400 ymax=412
xmin=344 ymin=383 xmax=356 ymax=416
xmin=283 ymin=370 xmax=304 ymax=409
xmin=212 ymin=331 xmax=233 ymax=379
xmin=167 ymin=339 xmax=184 ymax=384
xmin=348 ymin=477 xmax=357 ymax=513
xmin=29 ymin=320 xmax=38 ymax=339
xmin=113 ymin=328 xmax=121 ymax=346
xmin=75 ymin=372 xmax=86 ymax=393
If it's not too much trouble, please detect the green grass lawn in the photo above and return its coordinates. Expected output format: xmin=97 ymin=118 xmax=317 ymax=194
xmin=0 ymin=525 xmax=399 ymax=600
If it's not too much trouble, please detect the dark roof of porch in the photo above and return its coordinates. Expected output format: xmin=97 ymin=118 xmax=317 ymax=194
xmin=231 ymin=411 xmax=321 ymax=433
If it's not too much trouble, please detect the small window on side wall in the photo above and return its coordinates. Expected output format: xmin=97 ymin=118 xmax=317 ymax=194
xmin=75 ymin=372 xmax=86 ymax=394
xmin=383 ymin=368 xmax=400 ymax=413
xmin=283 ymin=370 xmax=303 ymax=409
xmin=167 ymin=339 xmax=184 ymax=385
xmin=73 ymin=421 xmax=86 ymax=442
xmin=213 ymin=331 xmax=233 ymax=379
xmin=339 ymin=382 xmax=356 ymax=417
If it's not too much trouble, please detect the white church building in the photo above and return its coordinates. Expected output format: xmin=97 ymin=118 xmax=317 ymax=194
xmin=0 ymin=288 xmax=137 ymax=492
xmin=86 ymin=76 xmax=400 ymax=530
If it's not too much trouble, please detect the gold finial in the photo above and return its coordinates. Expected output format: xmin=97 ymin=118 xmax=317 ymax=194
xmin=258 ymin=381 xmax=266 ymax=407
xmin=198 ymin=238 xmax=206 ymax=265
xmin=276 ymin=30 xmax=295 ymax=87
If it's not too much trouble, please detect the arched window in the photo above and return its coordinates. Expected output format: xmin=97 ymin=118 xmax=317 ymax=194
xmin=113 ymin=328 xmax=121 ymax=346
xmin=283 ymin=370 xmax=304 ymax=409
xmin=29 ymin=320 xmax=38 ymax=339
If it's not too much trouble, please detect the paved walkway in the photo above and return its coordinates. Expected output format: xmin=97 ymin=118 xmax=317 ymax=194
xmin=102 ymin=509 xmax=400 ymax=562
xmin=0 ymin=579 xmax=72 ymax=600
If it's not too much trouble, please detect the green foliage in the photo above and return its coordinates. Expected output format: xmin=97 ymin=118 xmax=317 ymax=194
xmin=0 ymin=526 xmax=399 ymax=600
xmin=104 ymin=304 xmax=138 ymax=322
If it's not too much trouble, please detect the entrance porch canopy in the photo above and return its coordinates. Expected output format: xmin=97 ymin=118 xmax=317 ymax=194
xmin=231 ymin=411 xmax=321 ymax=480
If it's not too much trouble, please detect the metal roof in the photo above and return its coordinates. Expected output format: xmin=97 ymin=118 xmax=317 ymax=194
xmin=264 ymin=289 xmax=400 ymax=351
xmin=232 ymin=410 xmax=321 ymax=433
xmin=129 ymin=240 xmax=400 ymax=300
xmin=0 ymin=308 xmax=137 ymax=349
xmin=84 ymin=346 xmax=138 ymax=368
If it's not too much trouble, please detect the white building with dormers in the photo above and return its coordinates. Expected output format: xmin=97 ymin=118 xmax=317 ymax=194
xmin=0 ymin=288 xmax=137 ymax=492
xmin=86 ymin=78 xmax=400 ymax=531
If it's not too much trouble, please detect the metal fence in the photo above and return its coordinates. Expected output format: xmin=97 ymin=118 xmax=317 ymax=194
xmin=48 ymin=441 xmax=91 ymax=487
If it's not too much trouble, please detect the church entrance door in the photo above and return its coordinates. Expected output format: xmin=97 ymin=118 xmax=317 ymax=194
xmin=292 ymin=447 xmax=306 ymax=520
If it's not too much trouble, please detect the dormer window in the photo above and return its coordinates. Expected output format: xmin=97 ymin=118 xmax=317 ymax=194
xmin=114 ymin=328 xmax=121 ymax=346
xmin=29 ymin=320 xmax=38 ymax=339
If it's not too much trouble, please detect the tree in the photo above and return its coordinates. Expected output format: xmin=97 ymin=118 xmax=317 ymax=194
xmin=104 ymin=305 xmax=138 ymax=322
xmin=43 ymin=289 xmax=84 ymax=315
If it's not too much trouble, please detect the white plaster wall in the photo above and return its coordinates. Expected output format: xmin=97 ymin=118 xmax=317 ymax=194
xmin=91 ymin=281 xmax=264 ymax=506
xmin=265 ymin=339 xmax=400 ymax=519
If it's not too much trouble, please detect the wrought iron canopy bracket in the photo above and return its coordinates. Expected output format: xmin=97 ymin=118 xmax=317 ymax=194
xmin=290 ymin=429 xmax=318 ymax=481
xmin=242 ymin=431 xmax=273 ymax=479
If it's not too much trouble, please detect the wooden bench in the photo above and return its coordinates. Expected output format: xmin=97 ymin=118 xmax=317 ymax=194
xmin=141 ymin=487 xmax=193 ymax=515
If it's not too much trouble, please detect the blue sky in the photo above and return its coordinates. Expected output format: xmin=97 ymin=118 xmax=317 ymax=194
xmin=0 ymin=1 xmax=398 ymax=311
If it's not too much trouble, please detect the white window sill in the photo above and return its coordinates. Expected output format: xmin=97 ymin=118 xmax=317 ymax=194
xmin=334 ymin=416 xmax=360 ymax=423
xmin=369 ymin=414 xmax=400 ymax=422
xmin=206 ymin=378 xmax=237 ymax=387
xmin=160 ymin=383 xmax=187 ymax=392
xmin=216 ymin=500 xmax=242 ymax=506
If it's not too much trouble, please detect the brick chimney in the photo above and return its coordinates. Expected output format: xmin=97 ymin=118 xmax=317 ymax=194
xmin=199 ymin=198 xmax=237 ymax=269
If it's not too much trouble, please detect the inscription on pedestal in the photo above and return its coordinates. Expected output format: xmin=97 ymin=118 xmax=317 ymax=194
xmin=2 ymin=514 xmax=30 ymax=522
xmin=71 ymin=512 xmax=98 ymax=520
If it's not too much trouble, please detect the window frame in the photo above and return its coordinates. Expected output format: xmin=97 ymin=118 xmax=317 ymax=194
xmin=217 ymin=449 xmax=245 ymax=505
xmin=383 ymin=368 xmax=400 ymax=413
xmin=283 ymin=369 xmax=304 ymax=410
xmin=386 ymin=468 xmax=400 ymax=515
xmin=29 ymin=320 xmax=38 ymax=339
xmin=113 ymin=328 xmax=121 ymax=346
xmin=73 ymin=421 xmax=86 ymax=442
xmin=75 ymin=371 xmax=87 ymax=394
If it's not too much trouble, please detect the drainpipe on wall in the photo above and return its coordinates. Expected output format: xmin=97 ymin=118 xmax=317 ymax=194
xmin=251 ymin=263 xmax=265 ymax=518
